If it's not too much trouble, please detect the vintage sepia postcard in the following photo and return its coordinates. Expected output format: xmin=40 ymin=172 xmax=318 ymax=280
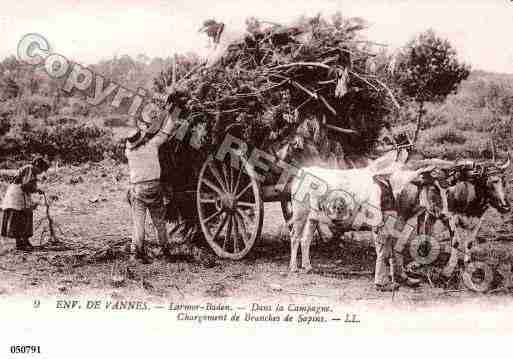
xmin=1 ymin=0 xmax=513 ymax=357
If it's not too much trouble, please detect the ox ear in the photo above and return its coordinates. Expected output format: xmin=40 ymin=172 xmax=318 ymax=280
xmin=368 ymin=150 xmax=399 ymax=175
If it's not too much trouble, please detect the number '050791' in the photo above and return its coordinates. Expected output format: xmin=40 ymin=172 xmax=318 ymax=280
xmin=10 ymin=346 xmax=41 ymax=354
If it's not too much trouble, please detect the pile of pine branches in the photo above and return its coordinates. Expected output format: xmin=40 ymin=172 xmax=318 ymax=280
xmin=157 ymin=13 xmax=398 ymax=164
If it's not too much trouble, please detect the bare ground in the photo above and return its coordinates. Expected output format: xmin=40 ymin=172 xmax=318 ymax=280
xmin=1 ymin=160 xmax=513 ymax=310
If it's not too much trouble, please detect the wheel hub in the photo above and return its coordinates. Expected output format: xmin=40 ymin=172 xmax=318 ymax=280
xmin=219 ymin=194 xmax=237 ymax=211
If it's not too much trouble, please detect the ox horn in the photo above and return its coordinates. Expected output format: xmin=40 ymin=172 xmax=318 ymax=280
xmin=497 ymin=153 xmax=511 ymax=171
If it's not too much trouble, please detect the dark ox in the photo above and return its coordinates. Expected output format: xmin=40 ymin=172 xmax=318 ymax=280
xmin=395 ymin=156 xmax=511 ymax=265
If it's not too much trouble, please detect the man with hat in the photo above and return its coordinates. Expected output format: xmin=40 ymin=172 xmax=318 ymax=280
xmin=125 ymin=90 xmax=186 ymax=264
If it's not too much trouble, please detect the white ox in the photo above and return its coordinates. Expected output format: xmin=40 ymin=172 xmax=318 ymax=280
xmin=288 ymin=150 xmax=427 ymax=273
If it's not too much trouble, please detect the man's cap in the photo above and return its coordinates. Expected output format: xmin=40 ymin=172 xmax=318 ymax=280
xmin=140 ymin=106 xmax=165 ymax=135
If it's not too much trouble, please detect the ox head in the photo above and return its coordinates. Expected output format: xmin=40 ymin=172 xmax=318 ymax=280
xmin=463 ymin=155 xmax=511 ymax=213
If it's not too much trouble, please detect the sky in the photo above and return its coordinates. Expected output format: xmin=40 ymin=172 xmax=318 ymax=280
xmin=1 ymin=0 xmax=513 ymax=73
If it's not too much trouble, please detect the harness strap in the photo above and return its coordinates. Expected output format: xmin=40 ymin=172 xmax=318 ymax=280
xmin=434 ymin=180 xmax=450 ymax=218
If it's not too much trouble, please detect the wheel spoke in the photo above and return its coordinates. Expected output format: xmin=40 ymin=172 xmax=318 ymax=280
xmin=200 ymin=198 xmax=217 ymax=204
xmin=202 ymin=178 xmax=224 ymax=196
xmin=212 ymin=213 xmax=229 ymax=241
xmin=223 ymin=215 xmax=233 ymax=251
xmin=232 ymin=214 xmax=240 ymax=251
xmin=235 ymin=182 xmax=253 ymax=200
xmin=229 ymin=161 xmax=234 ymax=194
xmin=232 ymin=216 xmax=239 ymax=253
xmin=234 ymin=211 xmax=250 ymax=248
xmin=207 ymin=162 xmax=228 ymax=193
xmin=221 ymin=162 xmax=231 ymax=193
xmin=237 ymin=209 xmax=255 ymax=230
xmin=233 ymin=164 xmax=243 ymax=194
xmin=237 ymin=201 xmax=255 ymax=208
xmin=203 ymin=208 xmax=224 ymax=225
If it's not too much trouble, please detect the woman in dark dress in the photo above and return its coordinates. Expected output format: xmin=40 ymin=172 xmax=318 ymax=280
xmin=0 ymin=157 xmax=50 ymax=251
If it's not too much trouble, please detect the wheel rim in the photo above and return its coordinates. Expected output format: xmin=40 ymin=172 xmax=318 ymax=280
xmin=197 ymin=155 xmax=263 ymax=259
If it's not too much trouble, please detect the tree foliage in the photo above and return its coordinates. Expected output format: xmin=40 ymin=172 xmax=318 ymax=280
xmin=391 ymin=30 xmax=470 ymax=142
xmin=394 ymin=29 xmax=470 ymax=104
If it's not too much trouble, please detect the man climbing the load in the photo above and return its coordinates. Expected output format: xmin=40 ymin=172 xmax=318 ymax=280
xmin=199 ymin=18 xmax=249 ymax=68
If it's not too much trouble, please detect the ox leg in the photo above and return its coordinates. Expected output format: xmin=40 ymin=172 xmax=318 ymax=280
xmin=390 ymin=234 xmax=405 ymax=282
xmin=460 ymin=226 xmax=472 ymax=265
xmin=289 ymin=229 xmax=301 ymax=273
xmin=441 ymin=216 xmax=462 ymax=278
xmin=373 ymin=230 xmax=391 ymax=285
xmin=300 ymin=218 xmax=317 ymax=273
xmin=289 ymin=211 xmax=308 ymax=273
xmin=463 ymin=217 xmax=483 ymax=264
xmin=289 ymin=196 xmax=310 ymax=273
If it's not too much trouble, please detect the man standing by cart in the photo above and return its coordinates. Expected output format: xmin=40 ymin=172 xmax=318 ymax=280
xmin=125 ymin=89 xmax=187 ymax=264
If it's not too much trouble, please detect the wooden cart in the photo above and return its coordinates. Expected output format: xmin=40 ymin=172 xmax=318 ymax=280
xmin=166 ymin=131 xmax=293 ymax=260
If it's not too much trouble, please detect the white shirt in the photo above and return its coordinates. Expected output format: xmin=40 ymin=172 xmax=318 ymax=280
xmin=125 ymin=107 xmax=181 ymax=183
xmin=125 ymin=142 xmax=161 ymax=184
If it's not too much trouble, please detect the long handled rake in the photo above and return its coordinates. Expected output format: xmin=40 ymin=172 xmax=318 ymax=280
xmin=33 ymin=192 xmax=73 ymax=250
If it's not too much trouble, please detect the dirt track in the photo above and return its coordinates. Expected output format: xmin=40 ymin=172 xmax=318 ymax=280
xmin=1 ymin=161 xmax=513 ymax=309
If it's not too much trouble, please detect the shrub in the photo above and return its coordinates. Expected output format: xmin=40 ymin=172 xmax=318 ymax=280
xmin=45 ymin=116 xmax=80 ymax=126
xmin=0 ymin=120 xmax=125 ymax=165
xmin=416 ymin=125 xmax=492 ymax=160
xmin=103 ymin=116 xmax=132 ymax=128
xmin=23 ymin=94 xmax=53 ymax=119
xmin=428 ymin=126 xmax=467 ymax=145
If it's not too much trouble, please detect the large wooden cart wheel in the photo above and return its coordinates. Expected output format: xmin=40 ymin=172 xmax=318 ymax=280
xmin=197 ymin=155 xmax=263 ymax=259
